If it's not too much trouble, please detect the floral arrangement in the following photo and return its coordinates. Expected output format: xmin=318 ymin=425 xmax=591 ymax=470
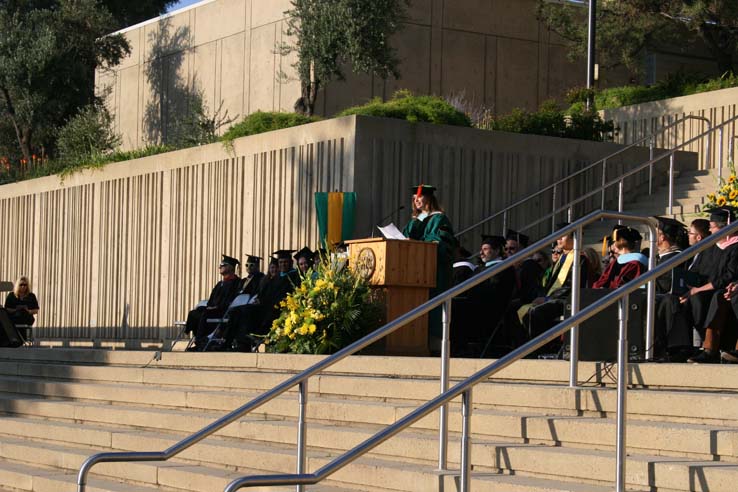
xmin=264 ymin=258 xmax=383 ymax=354
xmin=704 ymin=160 xmax=738 ymax=209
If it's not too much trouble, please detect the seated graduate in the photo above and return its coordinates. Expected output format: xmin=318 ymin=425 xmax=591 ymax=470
xmin=687 ymin=207 xmax=738 ymax=363
xmin=451 ymin=245 xmax=477 ymax=286
xmin=186 ymin=255 xmax=241 ymax=351
xmin=294 ymin=247 xmax=317 ymax=278
xmin=654 ymin=216 xmax=689 ymax=294
xmin=506 ymin=229 xmax=544 ymax=305
xmin=593 ymin=227 xmax=648 ymax=289
xmin=229 ymin=249 xmax=300 ymax=352
xmin=516 ymin=223 xmax=589 ymax=344
xmin=678 ymin=219 xmax=718 ymax=339
xmin=239 ymin=255 xmax=265 ymax=296
xmin=4 ymin=276 xmax=39 ymax=326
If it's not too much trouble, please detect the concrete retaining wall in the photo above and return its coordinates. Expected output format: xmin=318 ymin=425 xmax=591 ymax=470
xmin=0 ymin=115 xmax=696 ymax=335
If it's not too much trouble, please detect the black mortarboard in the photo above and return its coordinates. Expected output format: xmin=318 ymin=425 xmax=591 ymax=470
xmin=220 ymin=254 xmax=240 ymax=267
xmin=272 ymin=249 xmax=296 ymax=260
xmin=410 ymin=184 xmax=437 ymax=197
xmin=613 ymin=226 xmax=642 ymax=243
xmin=708 ymin=206 xmax=738 ymax=224
xmin=294 ymin=246 xmax=313 ymax=261
xmin=245 ymin=254 xmax=262 ymax=264
xmin=655 ymin=216 xmax=686 ymax=237
xmin=481 ymin=234 xmax=506 ymax=250
xmin=269 ymin=257 xmax=278 ymax=266
xmin=506 ymin=229 xmax=530 ymax=247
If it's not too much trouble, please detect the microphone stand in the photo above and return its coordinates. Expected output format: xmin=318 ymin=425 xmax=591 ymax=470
xmin=372 ymin=205 xmax=405 ymax=238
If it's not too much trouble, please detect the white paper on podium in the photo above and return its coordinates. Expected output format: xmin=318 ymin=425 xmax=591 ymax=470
xmin=377 ymin=223 xmax=408 ymax=240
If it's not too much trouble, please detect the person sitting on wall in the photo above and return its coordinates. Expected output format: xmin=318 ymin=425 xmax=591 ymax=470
xmin=592 ymin=227 xmax=648 ymax=289
xmin=230 ymin=249 xmax=301 ymax=352
xmin=185 ymin=255 xmax=241 ymax=351
xmin=516 ymin=223 xmax=589 ymax=351
xmin=687 ymin=207 xmax=738 ymax=363
xmin=4 ymin=276 xmax=39 ymax=326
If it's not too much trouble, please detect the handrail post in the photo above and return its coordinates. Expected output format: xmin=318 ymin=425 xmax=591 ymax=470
xmin=645 ymin=229 xmax=657 ymax=360
xmin=668 ymin=155 xmax=675 ymax=215
xmin=296 ymin=380 xmax=308 ymax=492
xmin=551 ymin=184 xmax=557 ymax=233
xmin=502 ymin=210 xmax=508 ymax=236
xmin=706 ymin=121 xmax=712 ymax=170
xmin=460 ymin=389 xmax=473 ymax=492
xmin=438 ymin=300 xmax=451 ymax=470
xmin=618 ymin=180 xmax=624 ymax=224
xmin=615 ymin=294 xmax=630 ymax=492
xmin=569 ymin=227 xmax=581 ymax=387
xmin=601 ymin=159 xmax=607 ymax=209
xmin=648 ymin=138 xmax=654 ymax=195
xmin=718 ymin=128 xmax=724 ymax=172
xmin=567 ymin=207 xmax=573 ymax=223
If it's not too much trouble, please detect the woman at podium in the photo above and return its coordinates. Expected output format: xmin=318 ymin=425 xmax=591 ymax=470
xmin=403 ymin=184 xmax=456 ymax=353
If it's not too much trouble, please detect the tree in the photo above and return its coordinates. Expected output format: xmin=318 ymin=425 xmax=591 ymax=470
xmin=537 ymin=0 xmax=737 ymax=76
xmin=284 ymin=0 xmax=408 ymax=116
xmin=100 ymin=0 xmax=175 ymax=30
xmin=0 ymin=0 xmax=129 ymax=162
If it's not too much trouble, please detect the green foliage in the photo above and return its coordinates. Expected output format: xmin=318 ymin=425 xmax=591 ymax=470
xmin=0 ymin=0 xmax=130 ymax=162
xmin=100 ymin=0 xmax=175 ymax=30
xmin=221 ymin=111 xmax=320 ymax=151
xmin=576 ymin=72 xmax=738 ymax=110
xmin=283 ymin=0 xmax=408 ymax=115
xmin=264 ymin=259 xmax=383 ymax=354
xmin=56 ymin=105 xmax=120 ymax=163
xmin=487 ymin=100 xmax=614 ymax=142
xmin=537 ymin=1 xmax=738 ymax=75
xmin=337 ymin=90 xmax=472 ymax=127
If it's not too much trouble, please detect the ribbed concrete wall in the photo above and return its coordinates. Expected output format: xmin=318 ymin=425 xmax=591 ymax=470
xmin=0 ymin=116 xmax=695 ymax=336
xmin=603 ymin=86 xmax=738 ymax=170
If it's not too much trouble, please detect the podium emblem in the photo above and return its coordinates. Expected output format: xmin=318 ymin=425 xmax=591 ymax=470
xmin=356 ymin=247 xmax=376 ymax=279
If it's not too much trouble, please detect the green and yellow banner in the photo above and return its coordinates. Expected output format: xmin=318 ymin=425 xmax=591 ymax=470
xmin=315 ymin=192 xmax=357 ymax=250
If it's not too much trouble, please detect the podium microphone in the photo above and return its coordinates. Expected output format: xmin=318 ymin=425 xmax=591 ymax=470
xmin=372 ymin=205 xmax=405 ymax=238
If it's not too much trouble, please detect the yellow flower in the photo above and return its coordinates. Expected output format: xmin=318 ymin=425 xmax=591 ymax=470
xmin=730 ymin=190 xmax=738 ymax=200
xmin=717 ymin=196 xmax=727 ymax=206
xmin=729 ymin=175 xmax=736 ymax=184
xmin=308 ymin=324 xmax=317 ymax=334
xmin=708 ymin=193 xmax=716 ymax=201
xmin=298 ymin=324 xmax=308 ymax=336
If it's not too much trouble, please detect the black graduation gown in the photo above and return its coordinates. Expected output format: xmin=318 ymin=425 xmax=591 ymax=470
xmin=653 ymin=249 xmax=691 ymax=354
xmin=683 ymin=245 xmax=720 ymax=332
xmin=452 ymin=260 xmax=516 ymax=355
xmin=703 ymin=242 xmax=738 ymax=328
xmin=185 ymin=276 xmax=241 ymax=336
xmin=239 ymin=272 xmax=266 ymax=297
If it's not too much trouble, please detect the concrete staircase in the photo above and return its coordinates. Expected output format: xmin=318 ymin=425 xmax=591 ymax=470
xmin=584 ymin=168 xmax=719 ymax=248
xmin=0 ymin=349 xmax=737 ymax=491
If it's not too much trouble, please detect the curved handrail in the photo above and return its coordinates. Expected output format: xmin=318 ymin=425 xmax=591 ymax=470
xmin=455 ymin=114 xmax=712 ymax=237
xmin=224 ymin=215 xmax=738 ymax=491
xmin=77 ymin=210 xmax=657 ymax=491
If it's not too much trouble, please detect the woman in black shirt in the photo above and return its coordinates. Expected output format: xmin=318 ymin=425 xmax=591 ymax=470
xmin=5 ymin=276 xmax=39 ymax=326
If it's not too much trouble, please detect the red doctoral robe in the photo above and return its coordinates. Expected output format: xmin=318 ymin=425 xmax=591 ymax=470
xmin=593 ymin=252 xmax=648 ymax=289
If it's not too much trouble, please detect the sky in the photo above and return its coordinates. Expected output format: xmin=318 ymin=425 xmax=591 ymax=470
xmin=167 ymin=0 xmax=203 ymax=13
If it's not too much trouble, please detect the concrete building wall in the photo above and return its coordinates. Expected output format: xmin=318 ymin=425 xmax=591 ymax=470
xmin=603 ymin=86 xmax=738 ymax=170
xmin=0 ymin=116 xmax=696 ymax=335
xmin=97 ymin=0 xmax=589 ymax=151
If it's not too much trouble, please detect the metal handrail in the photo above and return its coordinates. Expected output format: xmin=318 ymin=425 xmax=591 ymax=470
xmin=224 ymin=217 xmax=738 ymax=492
xmin=77 ymin=210 xmax=658 ymax=492
xmin=455 ymin=114 xmax=712 ymax=238
xmin=466 ymin=113 xmax=738 ymax=238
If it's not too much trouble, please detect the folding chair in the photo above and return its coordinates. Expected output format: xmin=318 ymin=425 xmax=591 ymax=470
xmin=171 ymin=300 xmax=207 ymax=351
xmin=203 ymin=294 xmax=253 ymax=351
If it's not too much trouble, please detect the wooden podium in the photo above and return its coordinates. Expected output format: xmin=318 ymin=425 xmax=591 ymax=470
xmin=346 ymin=238 xmax=437 ymax=356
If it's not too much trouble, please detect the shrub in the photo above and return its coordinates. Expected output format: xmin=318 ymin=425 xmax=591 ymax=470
xmin=56 ymin=105 xmax=121 ymax=163
xmin=221 ymin=111 xmax=320 ymax=149
xmin=488 ymin=100 xmax=614 ymax=142
xmin=337 ymin=90 xmax=472 ymax=127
